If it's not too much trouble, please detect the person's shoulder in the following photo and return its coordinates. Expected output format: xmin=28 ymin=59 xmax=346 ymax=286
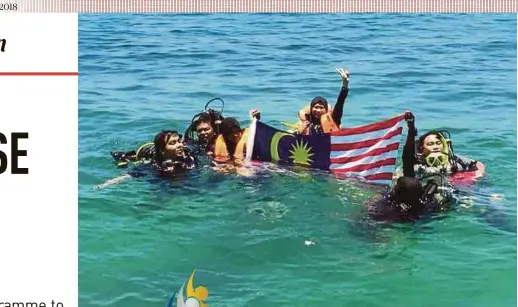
xmin=453 ymin=154 xmax=478 ymax=171
xmin=454 ymin=154 xmax=474 ymax=162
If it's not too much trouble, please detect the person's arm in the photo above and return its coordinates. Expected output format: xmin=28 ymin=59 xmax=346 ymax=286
xmin=402 ymin=112 xmax=417 ymax=178
xmin=94 ymin=163 xmax=150 ymax=190
xmin=475 ymin=161 xmax=486 ymax=177
xmin=331 ymin=68 xmax=350 ymax=126
xmin=295 ymin=119 xmax=310 ymax=135
xmin=95 ymin=174 xmax=132 ymax=190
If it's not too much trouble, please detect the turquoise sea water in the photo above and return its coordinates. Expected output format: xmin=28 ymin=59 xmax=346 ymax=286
xmin=79 ymin=14 xmax=517 ymax=307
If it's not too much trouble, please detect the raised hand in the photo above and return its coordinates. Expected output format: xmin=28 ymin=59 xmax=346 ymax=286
xmin=249 ymin=109 xmax=261 ymax=120
xmin=404 ymin=111 xmax=416 ymax=133
xmin=336 ymin=68 xmax=350 ymax=88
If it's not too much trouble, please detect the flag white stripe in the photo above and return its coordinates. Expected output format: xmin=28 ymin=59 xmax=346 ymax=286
xmin=329 ymin=150 xmax=398 ymax=170
xmin=330 ymin=134 xmax=403 ymax=159
xmin=245 ymin=119 xmax=257 ymax=163
xmin=331 ymin=121 xmax=403 ymax=144
xmin=368 ymin=179 xmax=393 ymax=186
xmin=330 ymin=165 xmax=396 ymax=177
xmin=336 ymin=178 xmax=393 ymax=186
xmin=329 ymin=115 xmax=405 ymax=185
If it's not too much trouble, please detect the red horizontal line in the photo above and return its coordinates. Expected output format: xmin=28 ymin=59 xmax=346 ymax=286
xmin=331 ymin=113 xmax=406 ymax=136
xmin=331 ymin=127 xmax=403 ymax=151
xmin=330 ymin=142 xmax=400 ymax=164
xmin=363 ymin=172 xmax=394 ymax=181
xmin=330 ymin=171 xmax=394 ymax=182
xmin=0 ymin=72 xmax=78 ymax=76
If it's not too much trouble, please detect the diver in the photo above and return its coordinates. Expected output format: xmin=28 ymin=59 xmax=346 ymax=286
xmin=367 ymin=112 xmax=454 ymax=222
xmin=213 ymin=110 xmax=260 ymax=165
xmin=414 ymin=130 xmax=485 ymax=180
xmin=96 ymin=130 xmax=197 ymax=189
xmin=152 ymin=130 xmax=197 ymax=174
xmin=183 ymin=97 xmax=226 ymax=157
xmin=295 ymin=68 xmax=350 ymax=135
xmin=110 ymin=97 xmax=225 ymax=168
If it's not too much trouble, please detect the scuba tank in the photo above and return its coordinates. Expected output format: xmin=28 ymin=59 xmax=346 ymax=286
xmin=111 ymin=98 xmax=225 ymax=168
xmin=110 ymin=142 xmax=155 ymax=168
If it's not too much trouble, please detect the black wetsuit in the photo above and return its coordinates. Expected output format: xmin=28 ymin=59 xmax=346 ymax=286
xmin=308 ymin=86 xmax=349 ymax=135
xmin=368 ymin=126 xmax=444 ymax=222
xmin=414 ymin=154 xmax=479 ymax=178
xmin=409 ymin=133 xmax=478 ymax=178
xmin=110 ymin=144 xmax=156 ymax=167
xmin=113 ymin=139 xmax=214 ymax=168
xmin=126 ymin=152 xmax=197 ymax=180
xmin=185 ymin=136 xmax=217 ymax=156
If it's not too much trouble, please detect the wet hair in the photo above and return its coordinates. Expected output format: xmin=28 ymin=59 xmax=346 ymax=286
xmin=193 ymin=114 xmax=216 ymax=138
xmin=219 ymin=117 xmax=242 ymax=157
xmin=153 ymin=130 xmax=182 ymax=166
xmin=418 ymin=130 xmax=444 ymax=152
xmin=391 ymin=177 xmax=424 ymax=210
xmin=194 ymin=114 xmax=213 ymax=127
xmin=219 ymin=117 xmax=241 ymax=136
xmin=185 ymin=110 xmax=224 ymax=142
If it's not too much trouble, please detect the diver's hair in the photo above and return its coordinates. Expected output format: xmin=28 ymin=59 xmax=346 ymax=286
xmin=219 ymin=117 xmax=241 ymax=157
xmin=418 ymin=130 xmax=444 ymax=152
xmin=194 ymin=114 xmax=215 ymax=128
xmin=153 ymin=130 xmax=181 ymax=166
xmin=219 ymin=117 xmax=241 ymax=136
xmin=391 ymin=176 xmax=424 ymax=212
xmin=185 ymin=110 xmax=224 ymax=142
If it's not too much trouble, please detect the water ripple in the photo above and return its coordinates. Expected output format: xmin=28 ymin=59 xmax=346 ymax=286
xmin=79 ymin=14 xmax=516 ymax=307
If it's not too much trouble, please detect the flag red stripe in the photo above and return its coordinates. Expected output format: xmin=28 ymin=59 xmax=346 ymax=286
xmin=330 ymin=142 xmax=400 ymax=164
xmin=330 ymin=113 xmax=406 ymax=137
xmin=330 ymin=171 xmax=394 ymax=181
xmin=364 ymin=172 xmax=394 ymax=181
xmin=331 ymin=158 xmax=397 ymax=173
xmin=331 ymin=127 xmax=403 ymax=151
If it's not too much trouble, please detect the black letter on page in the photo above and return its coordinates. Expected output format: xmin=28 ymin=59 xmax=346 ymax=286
xmin=0 ymin=133 xmax=7 ymax=174
xmin=12 ymin=132 xmax=28 ymax=174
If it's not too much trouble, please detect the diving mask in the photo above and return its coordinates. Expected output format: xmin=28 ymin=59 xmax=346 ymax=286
xmin=425 ymin=152 xmax=449 ymax=167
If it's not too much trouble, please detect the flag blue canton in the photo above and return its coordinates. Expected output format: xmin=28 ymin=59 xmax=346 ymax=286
xmin=251 ymin=121 xmax=331 ymax=170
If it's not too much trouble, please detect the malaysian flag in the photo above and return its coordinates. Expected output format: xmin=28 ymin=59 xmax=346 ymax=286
xmin=245 ymin=113 xmax=407 ymax=186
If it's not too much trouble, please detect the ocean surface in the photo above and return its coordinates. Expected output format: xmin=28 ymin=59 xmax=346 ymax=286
xmin=78 ymin=14 xmax=517 ymax=307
